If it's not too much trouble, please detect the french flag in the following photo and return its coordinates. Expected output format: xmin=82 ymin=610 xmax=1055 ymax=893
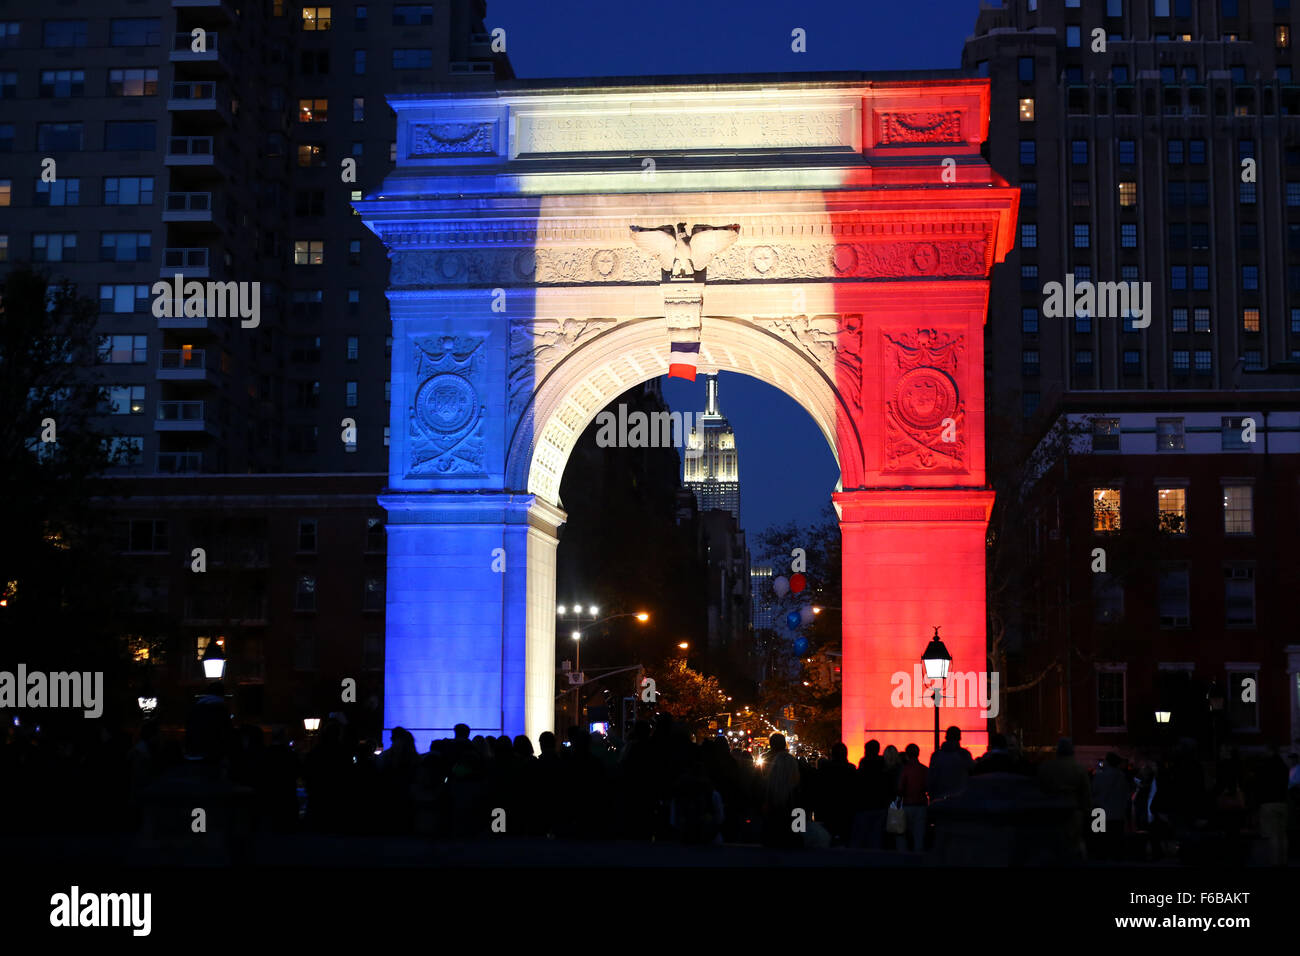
xmin=668 ymin=341 xmax=700 ymax=381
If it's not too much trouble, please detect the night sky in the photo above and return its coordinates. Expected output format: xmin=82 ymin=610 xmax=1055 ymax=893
xmin=489 ymin=0 xmax=984 ymax=542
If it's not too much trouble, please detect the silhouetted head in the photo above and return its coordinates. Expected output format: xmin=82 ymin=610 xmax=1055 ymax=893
xmin=513 ymin=734 xmax=534 ymax=758
xmin=453 ymin=723 xmax=470 ymax=741
xmin=945 ymin=726 xmax=961 ymax=744
xmin=538 ymin=731 xmax=556 ymax=755
xmin=769 ymin=733 xmax=786 ymax=753
xmin=904 ymin=743 xmax=920 ymax=760
xmin=831 ymin=742 xmax=848 ymax=763
xmin=864 ymin=739 xmax=880 ymax=759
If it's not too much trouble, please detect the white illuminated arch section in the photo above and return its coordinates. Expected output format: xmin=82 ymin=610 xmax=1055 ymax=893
xmin=508 ymin=312 xmax=857 ymax=508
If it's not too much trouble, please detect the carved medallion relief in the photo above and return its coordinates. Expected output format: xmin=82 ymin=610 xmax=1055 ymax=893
xmin=408 ymin=335 xmax=488 ymax=477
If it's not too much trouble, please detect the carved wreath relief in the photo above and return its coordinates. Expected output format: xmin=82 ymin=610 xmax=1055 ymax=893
xmin=408 ymin=335 xmax=487 ymax=477
xmin=882 ymin=328 xmax=966 ymax=473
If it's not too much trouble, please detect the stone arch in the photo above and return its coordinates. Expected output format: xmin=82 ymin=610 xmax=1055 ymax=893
xmin=507 ymin=313 xmax=865 ymax=507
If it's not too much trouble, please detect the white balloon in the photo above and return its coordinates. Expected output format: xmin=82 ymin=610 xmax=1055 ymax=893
xmin=773 ymin=576 xmax=789 ymax=598
xmin=799 ymin=605 xmax=816 ymax=626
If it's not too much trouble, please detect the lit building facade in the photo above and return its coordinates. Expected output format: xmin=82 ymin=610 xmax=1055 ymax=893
xmin=685 ymin=374 xmax=740 ymax=520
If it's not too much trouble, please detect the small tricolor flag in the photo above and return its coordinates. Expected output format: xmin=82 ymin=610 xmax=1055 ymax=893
xmin=668 ymin=341 xmax=700 ymax=381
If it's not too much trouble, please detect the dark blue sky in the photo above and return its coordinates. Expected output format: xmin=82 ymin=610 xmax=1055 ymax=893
xmin=488 ymin=0 xmax=985 ymax=541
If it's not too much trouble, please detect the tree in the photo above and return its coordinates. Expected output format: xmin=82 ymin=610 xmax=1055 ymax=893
xmin=647 ymin=658 xmax=727 ymax=732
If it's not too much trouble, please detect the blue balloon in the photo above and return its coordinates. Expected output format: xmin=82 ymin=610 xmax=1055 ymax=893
xmin=786 ymin=610 xmax=801 ymax=630
xmin=793 ymin=637 xmax=809 ymax=655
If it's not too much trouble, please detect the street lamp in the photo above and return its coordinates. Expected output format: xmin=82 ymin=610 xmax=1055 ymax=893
xmin=201 ymin=639 xmax=226 ymax=680
xmin=1154 ymin=710 xmax=1172 ymax=724
xmin=137 ymin=695 xmax=158 ymax=717
xmin=304 ymin=716 xmax=321 ymax=732
xmin=921 ymin=626 xmax=952 ymax=757
xmin=565 ymin=610 xmax=650 ymax=728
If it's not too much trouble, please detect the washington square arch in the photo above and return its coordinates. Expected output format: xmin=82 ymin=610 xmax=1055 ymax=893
xmin=356 ymin=74 xmax=1020 ymax=760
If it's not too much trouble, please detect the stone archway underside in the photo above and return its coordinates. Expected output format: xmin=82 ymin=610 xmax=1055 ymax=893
xmin=360 ymin=76 xmax=1018 ymax=756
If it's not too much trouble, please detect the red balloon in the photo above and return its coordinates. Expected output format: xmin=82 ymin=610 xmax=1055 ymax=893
xmin=790 ymin=573 xmax=806 ymax=594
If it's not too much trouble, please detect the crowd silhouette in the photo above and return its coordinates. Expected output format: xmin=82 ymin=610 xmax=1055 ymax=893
xmin=2 ymin=688 xmax=1296 ymax=863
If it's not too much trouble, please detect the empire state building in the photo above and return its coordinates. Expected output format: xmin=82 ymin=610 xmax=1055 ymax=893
xmin=685 ymin=374 xmax=740 ymax=519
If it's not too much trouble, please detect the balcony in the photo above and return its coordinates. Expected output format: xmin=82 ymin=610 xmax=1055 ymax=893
xmin=170 ymin=31 xmax=230 ymax=69
xmin=168 ymin=81 xmax=230 ymax=121
xmin=172 ymin=0 xmax=236 ymax=15
xmin=162 ymin=191 xmax=215 ymax=225
xmin=155 ymin=400 xmax=213 ymax=433
xmin=157 ymin=348 xmax=211 ymax=382
xmin=165 ymin=135 xmax=215 ymax=167
xmin=157 ymin=451 xmax=204 ymax=474
xmin=161 ymin=247 xmax=210 ymax=278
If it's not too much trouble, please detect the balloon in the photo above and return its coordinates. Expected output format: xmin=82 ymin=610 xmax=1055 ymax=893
xmin=790 ymin=573 xmax=806 ymax=594
xmin=786 ymin=610 xmax=801 ymax=630
xmin=793 ymin=636 xmax=809 ymax=655
xmin=773 ymin=576 xmax=790 ymax=598
xmin=799 ymin=605 xmax=816 ymax=626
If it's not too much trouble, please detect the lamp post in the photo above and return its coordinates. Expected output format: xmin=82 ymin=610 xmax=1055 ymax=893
xmin=921 ymin=626 xmax=952 ymax=757
xmin=201 ymin=638 xmax=226 ymax=680
xmin=564 ymin=610 xmax=650 ymax=728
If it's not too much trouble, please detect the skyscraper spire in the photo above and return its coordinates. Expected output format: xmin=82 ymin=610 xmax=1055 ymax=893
xmin=685 ymin=374 xmax=740 ymax=519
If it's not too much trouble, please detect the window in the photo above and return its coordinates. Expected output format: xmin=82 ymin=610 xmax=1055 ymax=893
xmin=295 ymin=576 xmax=317 ymax=612
xmin=1022 ymin=349 xmax=1040 ymax=375
xmin=1173 ymin=350 xmax=1190 ymax=371
xmin=1223 ymin=0 xmax=1239 ymax=13
xmin=115 ymin=519 xmax=170 ymax=553
xmin=346 ymin=336 xmax=359 ymax=360
xmin=345 ymin=381 xmax=358 ymax=407
xmin=393 ymin=48 xmax=433 ymax=69
xmin=1191 ymin=350 xmax=1210 ymax=371
xmin=1019 ymin=98 xmax=1035 ymax=121
xmin=291 ymin=336 xmax=321 ymax=363
xmin=1021 ymin=224 xmax=1037 ymax=248
xmin=300 ymin=50 xmax=330 ymax=74
xmin=291 ymin=290 xmax=323 ymax=319
xmin=1093 ymin=574 xmax=1124 ymax=624
xmin=1123 ymin=349 xmax=1141 ymax=374
xmin=295 ymin=190 xmax=325 ymax=216
xmin=108 ymin=68 xmax=158 ymax=96
xmin=1223 ymin=485 xmax=1253 ymax=533
xmin=1019 ymin=56 xmax=1034 ymax=82
xmin=385 ymin=381 xmax=391 ymax=403
xmin=100 ymin=232 xmax=152 ymax=263
xmin=1120 ymin=223 xmax=1137 ymax=248
xmin=1096 ymin=668 xmax=1126 ymax=730
xmin=1172 ymin=308 xmax=1189 ymax=332
xmin=1019 ymin=140 xmax=1036 ymax=165
xmin=1116 ymin=181 xmax=1137 ymax=209
xmin=1189 ymin=183 xmax=1208 ymax=207
xmin=1073 ymin=224 xmax=1090 ymax=248
xmin=1169 ymin=223 xmax=1187 ymax=250
xmin=1076 ymin=312 xmax=1092 ymax=334
xmin=1168 ymin=182 xmax=1186 ymax=207
xmin=1158 ymin=566 xmax=1190 ymax=627
xmin=355 ymin=5 xmax=368 ymax=29
xmin=348 ymin=239 xmax=362 ymax=265
xmin=354 ymin=49 xmax=366 ymax=74
xmin=302 ymin=7 xmax=332 ymax=31
xmin=104 ymin=385 xmax=145 ymax=416
xmin=297 ymin=144 xmax=325 ymax=167
xmin=295 ymin=240 xmax=324 ymax=265
xmin=1171 ymin=266 xmax=1187 ymax=290
xmin=364 ymin=516 xmax=385 ymax=552
xmin=1092 ymin=419 xmax=1120 ymax=453
xmin=1069 ymin=181 xmax=1089 ymax=208
xmin=1244 ymin=349 xmax=1263 ymax=370
xmin=0 ymin=180 xmax=7 ymax=208
xmin=1190 ymin=222 xmax=1209 ymax=249
xmin=99 ymin=335 xmax=148 ymax=364
xmin=298 ymin=518 xmax=317 ymax=552
xmin=363 ymin=578 xmax=383 ymax=611
xmin=1240 ymin=181 xmax=1256 ymax=204
xmin=1022 ymin=309 xmax=1039 ymax=334
xmin=352 ymin=97 xmax=364 ymax=122
xmin=32 ymin=233 xmax=76 ymax=263
xmin=1076 ymin=350 xmax=1094 ymax=374
xmin=1022 ymin=391 xmax=1040 ymax=419
xmin=1168 ymin=139 xmax=1184 ymax=164
xmin=1193 ymin=308 xmax=1210 ymax=333
xmin=1157 ymin=488 xmax=1187 ymax=534
xmin=110 ymin=18 xmax=160 ymax=46
xmin=1071 ymin=141 xmax=1088 ymax=165
xmin=1093 ymin=487 xmax=1122 ymax=532
xmin=39 ymin=70 xmax=84 ymax=98
xmin=1243 ymin=308 xmax=1260 ymax=333
xmin=1279 ymin=25 xmax=1291 ymax=48
xmin=1224 ymin=566 xmax=1255 ymax=625
xmin=351 ymin=141 xmax=363 ymax=157
xmin=1157 ymin=418 xmax=1184 ymax=451
xmin=1192 ymin=265 xmax=1208 ymax=290
xmin=43 ymin=20 xmax=88 ymax=48
xmin=1292 ymin=309 xmax=1300 ymax=334
xmin=104 ymin=121 xmax=155 ymax=151
xmin=37 ymin=123 xmax=83 ymax=152
xmin=298 ymin=98 xmax=328 ymax=123
xmin=103 ymin=177 xmax=154 ymax=205
xmin=1189 ymin=139 xmax=1205 ymax=164
xmin=0 ymin=22 xmax=18 ymax=48
xmin=1020 ymin=264 xmax=1038 ymax=291
xmin=1067 ymin=25 xmax=1081 ymax=48
xmin=99 ymin=284 xmax=149 ymax=314
xmin=1289 ymin=182 xmax=1300 ymax=206
xmin=1225 ymin=668 xmax=1259 ymax=730
xmin=0 ymin=125 xmax=12 ymax=153
xmin=1242 ymin=265 xmax=1259 ymax=291
xmin=393 ymin=4 xmax=434 ymax=25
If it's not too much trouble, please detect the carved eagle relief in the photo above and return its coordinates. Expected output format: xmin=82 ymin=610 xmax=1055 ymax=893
xmin=629 ymin=222 xmax=741 ymax=277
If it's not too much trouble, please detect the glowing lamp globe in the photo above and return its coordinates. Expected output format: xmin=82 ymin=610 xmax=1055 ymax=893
xmin=201 ymin=641 xmax=226 ymax=680
xmin=920 ymin=627 xmax=951 ymax=682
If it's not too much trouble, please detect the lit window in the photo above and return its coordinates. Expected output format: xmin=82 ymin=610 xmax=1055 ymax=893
xmin=1094 ymin=488 xmax=1122 ymax=532
xmin=1019 ymin=98 xmax=1035 ymax=121
xmin=1118 ymin=181 xmax=1136 ymax=206
xmin=298 ymin=98 xmax=328 ymax=122
xmin=1278 ymin=25 xmax=1290 ymax=48
xmin=294 ymin=239 xmax=324 ymax=265
xmin=302 ymin=7 xmax=332 ymax=31
xmin=1157 ymin=488 xmax=1186 ymax=534
xmin=345 ymin=381 xmax=358 ymax=407
xmin=1194 ymin=308 xmax=1210 ymax=332
xmin=1223 ymin=485 xmax=1253 ymax=534
xmin=1243 ymin=308 xmax=1260 ymax=332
